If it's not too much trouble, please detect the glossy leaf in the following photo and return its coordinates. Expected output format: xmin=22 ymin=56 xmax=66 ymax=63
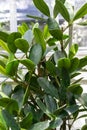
xmin=23 ymin=29 xmax=33 ymax=45
xmin=2 ymin=109 xmax=20 ymax=130
xmin=79 ymin=93 xmax=87 ymax=107
xmin=37 ymin=77 xmax=58 ymax=98
xmin=20 ymin=59 xmax=35 ymax=71
xmin=15 ymin=38 xmax=29 ymax=53
xmin=7 ymin=32 xmax=21 ymax=53
xmin=69 ymin=44 xmax=78 ymax=59
xmin=29 ymin=44 xmax=42 ymax=65
xmin=64 ymin=105 xmax=79 ymax=115
xmin=1 ymin=83 xmax=12 ymax=96
xmin=20 ymin=113 xmax=33 ymax=129
xmin=73 ymin=3 xmax=87 ymax=21
xmin=53 ymin=0 xmax=70 ymax=22
xmin=54 ymin=50 xmax=65 ymax=64
xmin=30 ymin=120 xmax=50 ymax=130
xmin=0 ymin=39 xmax=10 ymax=52
xmin=47 ymin=18 xmax=63 ymax=40
xmin=5 ymin=60 xmax=19 ymax=76
xmin=33 ymin=0 xmax=50 ymax=17
xmin=58 ymin=58 xmax=71 ymax=69
xmin=34 ymin=28 xmax=46 ymax=52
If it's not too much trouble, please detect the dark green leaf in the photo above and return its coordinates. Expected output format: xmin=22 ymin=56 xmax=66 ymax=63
xmin=27 ymin=14 xmax=45 ymax=21
xmin=53 ymin=0 xmax=65 ymax=18
xmin=15 ymin=38 xmax=29 ymax=53
xmin=7 ymin=32 xmax=21 ymax=53
xmin=34 ymin=28 xmax=46 ymax=52
xmin=37 ymin=77 xmax=58 ymax=98
xmin=81 ymin=125 xmax=87 ymax=130
xmin=46 ymin=60 xmax=56 ymax=76
xmin=20 ymin=59 xmax=35 ymax=71
xmin=73 ymin=3 xmax=87 ymax=21
xmin=0 ymin=98 xmax=19 ymax=113
xmin=20 ymin=113 xmax=33 ymax=129
xmin=47 ymin=18 xmax=63 ymax=40
xmin=44 ymin=95 xmax=57 ymax=113
xmin=5 ymin=60 xmax=19 ymax=76
xmin=12 ymin=85 xmax=24 ymax=110
xmin=69 ymin=44 xmax=78 ymax=59
xmin=29 ymin=44 xmax=42 ymax=65
xmin=2 ymin=110 xmax=20 ymax=130
xmin=58 ymin=58 xmax=70 ymax=69
xmin=64 ymin=105 xmax=79 ymax=115
xmin=53 ymin=0 xmax=70 ymax=22
xmin=78 ymin=21 xmax=87 ymax=26
xmin=69 ymin=57 xmax=80 ymax=73
xmin=78 ymin=56 xmax=87 ymax=69
xmin=30 ymin=120 xmax=50 ymax=130
xmin=0 ymin=31 xmax=9 ymax=42
xmin=0 ymin=110 xmax=7 ymax=130
xmin=33 ymin=0 xmax=50 ymax=17
xmin=49 ymin=118 xmax=63 ymax=129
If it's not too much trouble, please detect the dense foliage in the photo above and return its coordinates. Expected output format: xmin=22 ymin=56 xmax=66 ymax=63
xmin=0 ymin=0 xmax=87 ymax=130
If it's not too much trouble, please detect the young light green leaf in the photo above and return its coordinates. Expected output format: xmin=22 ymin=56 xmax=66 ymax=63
xmin=73 ymin=3 xmax=87 ymax=21
xmin=69 ymin=44 xmax=78 ymax=59
xmin=15 ymin=38 xmax=29 ymax=53
xmin=18 ymin=22 xmax=29 ymax=35
xmin=33 ymin=0 xmax=50 ymax=17
xmin=2 ymin=110 xmax=20 ymax=130
xmin=58 ymin=58 xmax=71 ymax=69
xmin=0 ymin=39 xmax=10 ymax=52
xmin=34 ymin=28 xmax=46 ymax=52
xmin=54 ymin=0 xmax=70 ymax=22
xmin=0 ymin=65 xmax=6 ymax=75
xmin=29 ymin=44 xmax=42 ymax=65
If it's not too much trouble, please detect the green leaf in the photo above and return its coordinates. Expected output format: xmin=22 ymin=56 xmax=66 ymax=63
xmin=81 ymin=125 xmax=87 ymax=130
xmin=53 ymin=0 xmax=65 ymax=18
xmin=79 ymin=93 xmax=87 ymax=107
xmin=0 ymin=31 xmax=9 ymax=42
xmin=1 ymin=83 xmax=12 ymax=96
xmin=0 ymin=39 xmax=10 ymax=52
xmin=0 ymin=98 xmax=19 ymax=113
xmin=34 ymin=28 xmax=46 ymax=52
xmin=36 ymin=98 xmax=51 ymax=118
xmin=73 ymin=3 xmax=87 ymax=21
xmin=64 ymin=105 xmax=79 ymax=115
xmin=18 ymin=22 xmax=29 ymax=35
xmin=69 ymin=57 xmax=80 ymax=73
xmin=37 ymin=77 xmax=58 ymax=98
xmin=78 ymin=20 xmax=87 ymax=26
xmin=49 ymin=118 xmax=63 ymax=129
xmin=12 ymin=85 xmax=24 ymax=111
xmin=44 ymin=95 xmax=57 ymax=113
xmin=30 ymin=120 xmax=50 ymax=130
xmin=53 ymin=0 xmax=70 ymax=22
xmin=43 ymin=25 xmax=50 ymax=39
xmin=15 ymin=38 xmax=29 ymax=53
xmin=69 ymin=44 xmax=78 ymax=59
xmin=78 ymin=56 xmax=87 ymax=69
xmin=47 ymin=18 xmax=63 ymax=40
xmin=2 ymin=110 xmax=20 ymax=130
xmin=20 ymin=59 xmax=35 ymax=71
xmin=0 ymin=110 xmax=7 ymax=130
xmin=27 ymin=14 xmax=45 ymax=21
xmin=20 ymin=113 xmax=33 ymax=129
xmin=29 ymin=44 xmax=42 ymax=65
xmin=0 ymin=65 xmax=6 ymax=75
xmin=7 ymin=32 xmax=21 ymax=53
xmin=33 ymin=0 xmax=50 ymax=17
xmin=68 ymin=84 xmax=83 ymax=95
xmin=23 ymin=30 xmax=33 ymax=45
xmin=46 ymin=60 xmax=56 ymax=76
xmin=5 ymin=60 xmax=19 ymax=76
xmin=58 ymin=58 xmax=71 ymax=69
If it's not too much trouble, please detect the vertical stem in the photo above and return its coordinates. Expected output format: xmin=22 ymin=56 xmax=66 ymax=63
xmin=60 ymin=119 xmax=66 ymax=130
xmin=69 ymin=25 xmax=73 ymax=50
